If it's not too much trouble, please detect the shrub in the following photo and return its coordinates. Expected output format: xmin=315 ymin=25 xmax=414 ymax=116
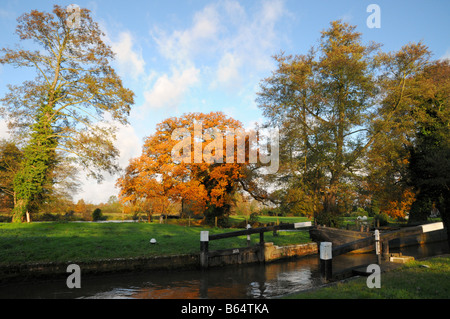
xmin=35 ymin=212 xmax=61 ymax=221
xmin=315 ymin=211 xmax=342 ymax=228
xmin=350 ymin=207 xmax=368 ymax=218
xmin=260 ymin=207 xmax=283 ymax=216
xmin=92 ymin=208 xmax=103 ymax=221
xmin=63 ymin=210 xmax=77 ymax=221
xmin=374 ymin=212 xmax=389 ymax=226
xmin=249 ymin=212 xmax=260 ymax=225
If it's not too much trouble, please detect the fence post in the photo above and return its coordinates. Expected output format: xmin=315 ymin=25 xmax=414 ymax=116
xmin=200 ymin=231 xmax=209 ymax=269
xmin=257 ymin=231 xmax=265 ymax=262
xmin=320 ymin=242 xmax=332 ymax=282
xmin=247 ymin=224 xmax=251 ymax=247
xmin=374 ymin=229 xmax=381 ymax=264
xmin=381 ymin=239 xmax=389 ymax=260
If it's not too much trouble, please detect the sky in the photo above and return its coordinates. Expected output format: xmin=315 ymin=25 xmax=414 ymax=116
xmin=0 ymin=0 xmax=449 ymax=204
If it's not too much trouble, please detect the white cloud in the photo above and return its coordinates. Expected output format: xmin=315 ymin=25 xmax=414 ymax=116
xmin=0 ymin=119 xmax=9 ymax=140
xmin=229 ymin=0 xmax=286 ymax=71
xmin=114 ymin=123 xmax=142 ymax=168
xmin=74 ymin=122 xmax=142 ymax=204
xmin=151 ymin=0 xmax=288 ymax=92
xmin=142 ymin=66 xmax=200 ymax=110
xmin=212 ymin=52 xmax=242 ymax=90
xmin=440 ymin=49 xmax=450 ymax=61
xmin=107 ymin=31 xmax=146 ymax=80
xmin=339 ymin=12 xmax=353 ymax=23
xmin=152 ymin=4 xmax=221 ymax=65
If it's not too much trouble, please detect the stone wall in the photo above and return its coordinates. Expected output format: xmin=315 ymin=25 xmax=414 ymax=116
xmin=264 ymin=242 xmax=318 ymax=262
xmin=0 ymin=254 xmax=199 ymax=283
xmin=1 ymin=243 xmax=319 ymax=283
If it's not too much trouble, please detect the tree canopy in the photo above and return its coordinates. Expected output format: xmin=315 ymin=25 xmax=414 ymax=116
xmin=1 ymin=9 xmax=448 ymax=236
xmin=256 ymin=20 xmax=444 ymax=226
xmin=0 ymin=5 xmax=134 ymax=222
xmin=117 ymin=111 xmax=267 ymax=226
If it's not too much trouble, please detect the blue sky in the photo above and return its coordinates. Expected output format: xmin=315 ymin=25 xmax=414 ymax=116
xmin=1 ymin=0 xmax=449 ymax=204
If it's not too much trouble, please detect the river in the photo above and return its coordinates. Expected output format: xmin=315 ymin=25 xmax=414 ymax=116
xmin=0 ymin=241 xmax=448 ymax=299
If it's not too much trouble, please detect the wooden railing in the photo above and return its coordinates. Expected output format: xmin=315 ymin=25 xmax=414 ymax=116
xmin=331 ymin=222 xmax=444 ymax=257
xmin=200 ymin=222 xmax=312 ymax=268
xmin=319 ymin=222 xmax=444 ymax=281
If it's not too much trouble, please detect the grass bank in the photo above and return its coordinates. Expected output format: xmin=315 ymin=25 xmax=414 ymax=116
xmin=284 ymin=255 xmax=450 ymax=299
xmin=0 ymin=221 xmax=311 ymax=266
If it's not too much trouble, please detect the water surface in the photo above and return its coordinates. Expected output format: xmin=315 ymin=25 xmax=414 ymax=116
xmin=0 ymin=241 xmax=447 ymax=299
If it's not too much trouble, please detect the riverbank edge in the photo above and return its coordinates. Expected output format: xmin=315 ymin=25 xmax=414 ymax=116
xmin=279 ymin=253 xmax=450 ymax=299
xmin=0 ymin=242 xmax=318 ymax=284
xmin=0 ymin=253 xmax=200 ymax=284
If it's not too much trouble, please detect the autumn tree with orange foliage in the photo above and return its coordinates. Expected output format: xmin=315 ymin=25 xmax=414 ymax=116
xmin=117 ymin=112 xmax=267 ymax=226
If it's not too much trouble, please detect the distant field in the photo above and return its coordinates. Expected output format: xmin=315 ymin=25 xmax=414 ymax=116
xmin=0 ymin=221 xmax=312 ymax=265
xmin=229 ymin=215 xmax=311 ymax=225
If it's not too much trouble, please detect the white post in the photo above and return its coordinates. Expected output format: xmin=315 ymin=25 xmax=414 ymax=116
xmin=294 ymin=221 xmax=312 ymax=228
xmin=375 ymin=229 xmax=381 ymax=264
xmin=422 ymin=222 xmax=444 ymax=233
xmin=320 ymin=242 xmax=332 ymax=281
xmin=200 ymin=231 xmax=209 ymax=269
xmin=247 ymin=224 xmax=251 ymax=246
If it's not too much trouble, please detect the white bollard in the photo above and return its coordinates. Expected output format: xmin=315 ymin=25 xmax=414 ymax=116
xmin=320 ymin=242 xmax=332 ymax=281
xmin=200 ymin=231 xmax=209 ymax=269
xmin=374 ymin=229 xmax=381 ymax=264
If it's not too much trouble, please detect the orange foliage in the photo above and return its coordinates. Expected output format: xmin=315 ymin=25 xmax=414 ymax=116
xmin=383 ymin=189 xmax=416 ymax=219
xmin=117 ymin=112 xmax=256 ymax=216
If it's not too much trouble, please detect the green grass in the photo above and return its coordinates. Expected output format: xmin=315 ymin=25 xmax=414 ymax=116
xmin=284 ymin=256 xmax=450 ymax=299
xmin=0 ymin=221 xmax=312 ymax=266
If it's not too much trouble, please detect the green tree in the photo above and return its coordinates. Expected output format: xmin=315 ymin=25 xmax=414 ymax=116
xmin=257 ymin=21 xmax=380 ymax=226
xmin=0 ymin=5 xmax=134 ymax=222
xmin=258 ymin=20 xmax=434 ymax=227
xmin=364 ymin=41 xmax=432 ymax=220
xmin=92 ymin=208 xmax=103 ymax=221
xmin=104 ymin=195 xmax=122 ymax=215
xmin=406 ymin=60 xmax=450 ymax=246
xmin=0 ymin=140 xmax=23 ymax=211
xmin=12 ymin=101 xmax=58 ymax=222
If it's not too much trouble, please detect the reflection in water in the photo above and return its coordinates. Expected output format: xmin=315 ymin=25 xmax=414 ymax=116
xmin=121 ymin=257 xmax=322 ymax=299
xmin=0 ymin=241 xmax=447 ymax=299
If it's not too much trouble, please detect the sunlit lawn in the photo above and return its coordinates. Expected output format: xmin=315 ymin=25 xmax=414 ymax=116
xmin=0 ymin=221 xmax=312 ymax=265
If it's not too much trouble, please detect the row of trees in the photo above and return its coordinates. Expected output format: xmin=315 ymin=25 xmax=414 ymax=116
xmin=257 ymin=22 xmax=449 ymax=228
xmin=0 ymin=6 xmax=448 ymax=246
xmin=117 ymin=21 xmax=449 ymax=239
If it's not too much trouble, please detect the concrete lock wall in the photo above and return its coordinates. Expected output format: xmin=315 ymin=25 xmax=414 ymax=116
xmin=389 ymin=229 xmax=447 ymax=249
xmin=0 ymin=254 xmax=200 ymax=283
xmin=264 ymin=242 xmax=318 ymax=262
xmin=206 ymin=242 xmax=318 ymax=268
xmin=1 ymin=243 xmax=318 ymax=283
